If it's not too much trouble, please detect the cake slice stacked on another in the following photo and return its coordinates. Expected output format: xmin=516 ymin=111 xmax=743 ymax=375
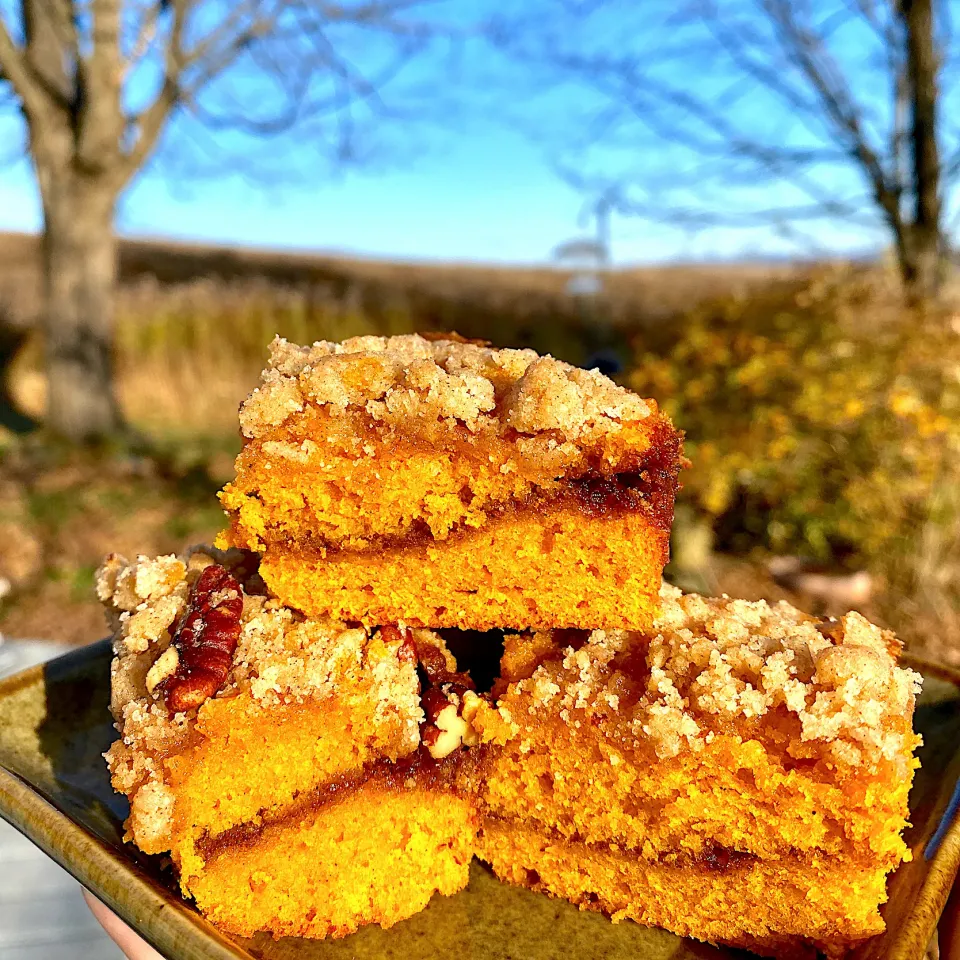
xmin=218 ymin=334 xmax=681 ymax=631
xmin=98 ymin=549 xmax=478 ymax=940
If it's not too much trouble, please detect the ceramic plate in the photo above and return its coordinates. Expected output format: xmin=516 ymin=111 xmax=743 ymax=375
xmin=0 ymin=641 xmax=958 ymax=960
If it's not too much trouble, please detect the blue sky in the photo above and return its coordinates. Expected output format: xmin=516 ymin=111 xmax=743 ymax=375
xmin=0 ymin=1 xmax=926 ymax=266
xmin=0 ymin=108 xmax=858 ymax=266
xmin=0 ymin=117 xmax=638 ymax=263
xmin=0 ymin=111 xmax=881 ymax=265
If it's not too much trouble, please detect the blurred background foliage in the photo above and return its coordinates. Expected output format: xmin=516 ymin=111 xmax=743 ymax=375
xmin=629 ymin=268 xmax=960 ymax=658
xmin=3 ymin=238 xmax=958 ymax=665
xmin=633 ymin=269 xmax=955 ymax=561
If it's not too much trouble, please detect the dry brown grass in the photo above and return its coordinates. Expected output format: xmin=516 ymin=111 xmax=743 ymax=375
xmin=0 ymin=230 xmax=796 ymax=324
xmin=1 ymin=230 xmax=800 ymax=437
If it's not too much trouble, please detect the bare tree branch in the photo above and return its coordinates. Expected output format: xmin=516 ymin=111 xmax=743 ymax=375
xmin=0 ymin=7 xmax=50 ymax=116
xmin=499 ymin=0 xmax=951 ymax=298
xmin=759 ymin=0 xmax=902 ymax=230
xmin=22 ymin=0 xmax=74 ymax=110
xmin=118 ymin=0 xmax=193 ymax=180
xmin=123 ymin=1 xmax=162 ymax=74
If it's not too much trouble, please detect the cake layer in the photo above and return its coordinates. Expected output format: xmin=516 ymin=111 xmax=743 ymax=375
xmin=479 ymin=818 xmax=885 ymax=959
xmin=154 ymin=693 xmax=425 ymax=883
xmin=101 ymin=550 xmax=419 ymax=853
xmin=258 ymin=500 xmax=669 ymax=630
xmin=464 ymin=586 xmax=922 ymax=953
xmin=217 ymin=334 xmax=681 ymax=630
xmin=466 ymin=586 xmax=920 ymax=869
xmin=98 ymin=549 xmax=481 ymax=938
xmin=470 ymin=715 xmax=912 ymax=866
xmin=220 ymin=404 xmax=679 ymax=555
xmin=190 ymin=775 xmax=476 ymax=940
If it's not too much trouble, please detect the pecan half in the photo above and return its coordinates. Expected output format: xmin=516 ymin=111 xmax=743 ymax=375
xmin=421 ymin=685 xmax=478 ymax=759
xmin=381 ymin=625 xmax=479 ymax=759
xmin=158 ymin=564 xmax=243 ymax=713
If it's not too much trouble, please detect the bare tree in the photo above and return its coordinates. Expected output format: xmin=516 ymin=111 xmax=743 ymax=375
xmin=0 ymin=0 xmax=437 ymax=441
xmin=496 ymin=0 xmax=958 ymax=303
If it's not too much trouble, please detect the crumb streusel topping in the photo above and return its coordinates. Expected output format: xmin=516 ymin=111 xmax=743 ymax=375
xmin=99 ymin=548 xmax=426 ymax=732
xmin=98 ymin=549 xmax=432 ymax=844
xmin=496 ymin=584 xmax=922 ymax=771
xmin=239 ymin=334 xmax=654 ymax=441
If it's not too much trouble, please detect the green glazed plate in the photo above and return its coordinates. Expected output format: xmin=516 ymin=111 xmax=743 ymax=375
xmin=0 ymin=640 xmax=957 ymax=960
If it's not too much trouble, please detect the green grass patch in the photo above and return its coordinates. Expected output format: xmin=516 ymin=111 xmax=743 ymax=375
xmin=69 ymin=563 xmax=98 ymax=602
xmin=27 ymin=488 xmax=80 ymax=529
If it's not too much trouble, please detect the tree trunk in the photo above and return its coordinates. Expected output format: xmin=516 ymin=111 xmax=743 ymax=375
xmin=901 ymin=0 xmax=943 ymax=304
xmin=39 ymin=175 xmax=123 ymax=442
xmin=897 ymin=225 xmax=943 ymax=305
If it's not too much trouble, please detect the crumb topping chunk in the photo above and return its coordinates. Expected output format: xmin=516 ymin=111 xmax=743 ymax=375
xmin=239 ymin=334 xmax=654 ymax=441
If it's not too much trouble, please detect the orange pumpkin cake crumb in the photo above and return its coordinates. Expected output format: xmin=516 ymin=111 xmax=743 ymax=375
xmin=98 ymin=549 xmax=478 ymax=940
xmin=216 ymin=334 xmax=681 ymax=631
xmin=465 ymin=584 xmax=922 ymax=958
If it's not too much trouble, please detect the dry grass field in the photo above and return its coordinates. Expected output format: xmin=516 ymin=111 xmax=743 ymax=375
xmin=1 ymin=231 xmax=795 ymax=436
xmin=2 ymin=229 xmax=956 ymax=670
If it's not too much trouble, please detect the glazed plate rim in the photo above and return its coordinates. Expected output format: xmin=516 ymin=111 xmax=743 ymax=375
xmin=0 ymin=640 xmax=957 ymax=960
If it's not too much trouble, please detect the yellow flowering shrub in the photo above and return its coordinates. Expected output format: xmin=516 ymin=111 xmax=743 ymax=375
xmin=628 ymin=269 xmax=960 ymax=576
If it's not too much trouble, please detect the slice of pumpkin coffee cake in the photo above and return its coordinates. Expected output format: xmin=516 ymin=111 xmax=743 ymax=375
xmin=217 ymin=334 xmax=681 ymax=631
xmin=464 ymin=585 xmax=922 ymax=959
xmin=98 ymin=548 xmax=477 ymax=940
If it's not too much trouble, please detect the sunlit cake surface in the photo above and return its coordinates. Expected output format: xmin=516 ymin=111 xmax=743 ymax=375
xmin=465 ymin=585 xmax=922 ymax=959
xmin=217 ymin=334 xmax=681 ymax=630
xmin=98 ymin=549 xmax=478 ymax=940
